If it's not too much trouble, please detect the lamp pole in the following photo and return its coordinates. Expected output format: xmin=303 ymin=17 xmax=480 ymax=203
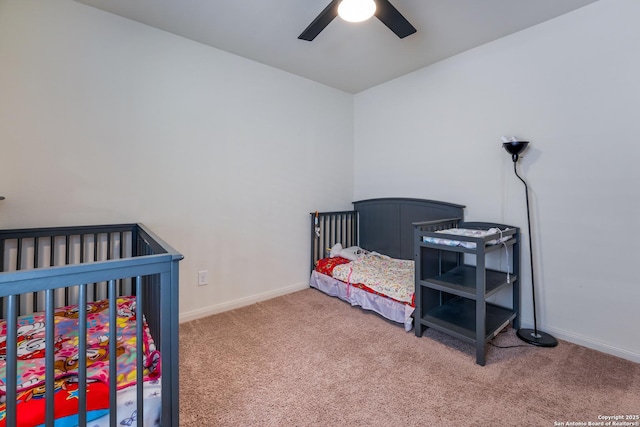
xmin=504 ymin=141 xmax=558 ymax=347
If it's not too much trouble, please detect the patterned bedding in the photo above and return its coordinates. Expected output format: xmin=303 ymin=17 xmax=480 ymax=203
xmin=0 ymin=296 xmax=160 ymax=426
xmin=318 ymin=253 xmax=415 ymax=305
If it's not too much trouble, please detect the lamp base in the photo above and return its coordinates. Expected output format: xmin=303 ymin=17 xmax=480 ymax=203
xmin=516 ymin=328 xmax=558 ymax=347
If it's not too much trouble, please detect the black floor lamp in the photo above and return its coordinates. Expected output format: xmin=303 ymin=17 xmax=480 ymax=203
xmin=503 ymin=140 xmax=558 ymax=347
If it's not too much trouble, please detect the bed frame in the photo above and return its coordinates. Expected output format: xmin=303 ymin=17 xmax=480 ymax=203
xmin=311 ymin=198 xmax=465 ymax=269
xmin=310 ymin=198 xmax=465 ymax=329
xmin=0 ymin=223 xmax=182 ymax=427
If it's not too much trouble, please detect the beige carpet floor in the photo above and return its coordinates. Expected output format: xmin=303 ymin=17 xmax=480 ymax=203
xmin=179 ymin=288 xmax=639 ymax=426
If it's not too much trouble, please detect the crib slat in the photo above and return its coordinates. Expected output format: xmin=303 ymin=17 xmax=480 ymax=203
xmin=45 ymin=289 xmax=55 ymax=425
xmin=80 ymin=233 xmax=85 ymax=263
xmin=32 ymin=237 xmax=40 ymax=312
xmin=352 ymin=213 xmax=356 ymax=247
xmin=119 ymin=232 xmax=124 ymax=259
xmin=323 ymin=216 xmax=327 ymax=257
xmin=16 ymin=238 xmax=22 ymax=271
xmin=329 ymin=215 xmax=334 ymax=248
xmin=109 ymin=279 xmax=117 ymax=425
xmin=78 ymin=284 xmax=88 ymax=426
xmin=49 ymin=236 xmax=55 ymax=267
xmin=161 ymin=271 xmax=172 ymax=424
xmin=323 ymin=215 xmax=327 ymax=256
xmin=5 ymin=295 xmax=18 ymax=426
xmin=92 ymin=234 xmax=98 ymax=298
xmin=118 ymin=233 xmax=123 ymax=294
xmin=136 ymin=276 xmax=144 ymax=427
xmin=65 ymin=235 xmax=70 ymax=265
xmin=62 ymin=235 xmax=70 ymax=307
xmin=34 ymin=237 xmax=39 ymax=268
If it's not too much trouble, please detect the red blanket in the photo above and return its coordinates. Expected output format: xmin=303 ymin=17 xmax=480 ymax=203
xmin=0 ymin=381 xmax=110 ymax=427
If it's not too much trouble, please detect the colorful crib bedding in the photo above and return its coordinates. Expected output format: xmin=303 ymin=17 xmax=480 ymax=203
xmin=315 ymin=253 xmax=415 ymax=305
xmin=0 ymin=296 xmax=160 ymax=426
xmin=312 ymin=252 xmax=416 ymax=331
xmin=332 ymin=253 xmax=414 ymax=304
xmin=422 ymin=227 xmax=512 ymax=249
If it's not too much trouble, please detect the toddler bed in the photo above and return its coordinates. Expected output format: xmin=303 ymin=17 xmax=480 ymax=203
xmin=0 ymin=224 xmax=182 ymax=427
xmin=310 ymin=198 xmax=465 ymax=330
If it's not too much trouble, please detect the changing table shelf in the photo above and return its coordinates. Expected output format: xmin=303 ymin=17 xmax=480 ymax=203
xmin=423 ymin=265 xmax=517 ymax=300
xmin=413 ymin=220 xmax=521 ymax=366
xmin=421 ymin=297 xmax=516 ymax=344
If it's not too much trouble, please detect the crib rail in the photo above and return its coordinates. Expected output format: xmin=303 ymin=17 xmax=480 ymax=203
xmin=0 ymin=223 xmax=182 ymax=427
xmin=0 ymin=224 xmax=135 ymax=317
xmin=310 ymin=210 xmax=358 ymax=272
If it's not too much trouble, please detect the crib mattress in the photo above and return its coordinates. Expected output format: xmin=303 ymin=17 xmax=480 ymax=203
xmin=331 ymin=253 xmax=414 ymax=304
xmin=0 ymin=296 xmax=161 ymax=426
xmin=310 ymin=271 xmax=415 ymax=331
xmin=312 ymin=254 xmax=415 ymax=331
xmin=315 ymin=254 xmax=415 ymax=305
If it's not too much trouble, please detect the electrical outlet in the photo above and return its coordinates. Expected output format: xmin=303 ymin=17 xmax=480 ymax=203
xmin=198 ymin=270 xmax=208 ymax=286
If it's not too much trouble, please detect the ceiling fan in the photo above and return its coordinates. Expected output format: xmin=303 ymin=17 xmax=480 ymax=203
xmin=298 ymin=0 xmax=417 ymax=41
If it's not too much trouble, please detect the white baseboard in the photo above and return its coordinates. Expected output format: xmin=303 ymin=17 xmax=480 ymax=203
xmin=179 ymin=282 xmax=309 ymax=324
xmin=519 ymin=321 xmax=640 ymax=364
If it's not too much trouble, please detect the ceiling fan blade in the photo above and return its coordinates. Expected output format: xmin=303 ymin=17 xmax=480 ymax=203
xmin=375 ymin=0 xmax=416 ymax=39
xmin=298 ymin=0 xmax=341 ymax=41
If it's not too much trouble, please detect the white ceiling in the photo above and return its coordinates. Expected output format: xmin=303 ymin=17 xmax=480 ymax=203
xmin=75 ymin=0 xmax=600 ymax=93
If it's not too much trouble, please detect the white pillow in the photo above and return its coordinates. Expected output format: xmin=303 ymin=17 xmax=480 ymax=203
xmin=339 ymin=246 xmax=365 ymax=261
xmin=329 ymin=243 xmax=365 ymax=261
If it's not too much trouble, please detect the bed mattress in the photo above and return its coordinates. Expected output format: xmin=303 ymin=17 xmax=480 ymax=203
xmin=311 ymin=254 xmax=415 ymax=331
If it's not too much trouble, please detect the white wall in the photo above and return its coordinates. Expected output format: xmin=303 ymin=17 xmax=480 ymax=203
xmin=0 ymin=0 xmax=354 ymax=320
xmin=354 ymin=0 xmax=640 ymax=362
xmin=2 ymin=0 xmax=637 ymax=363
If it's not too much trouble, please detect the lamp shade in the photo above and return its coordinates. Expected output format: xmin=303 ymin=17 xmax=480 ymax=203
xmin=503 ymin=140 xmax=529 ymax=162
xmin=338 ymin=0 xmax=376 ymax=22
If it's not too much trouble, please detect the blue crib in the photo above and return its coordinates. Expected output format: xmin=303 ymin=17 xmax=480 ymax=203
xmin=0 ymin=224 xmax=182 ymax=426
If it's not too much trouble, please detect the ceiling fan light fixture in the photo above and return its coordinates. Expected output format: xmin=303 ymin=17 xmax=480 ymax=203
xmin=338 ymin=0 xmax=376 ymax=23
